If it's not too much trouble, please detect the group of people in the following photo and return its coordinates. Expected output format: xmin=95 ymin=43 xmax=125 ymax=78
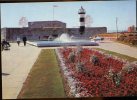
xmin=16 ymin=36 xmax=27 ymax=46
xmin=1 ymin=36 xmax=27 ymax=51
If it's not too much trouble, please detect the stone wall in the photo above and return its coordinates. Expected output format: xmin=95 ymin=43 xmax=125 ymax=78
xmin=1 ymin=27 xmax=107 ymax=41
xmin=67 ymin=27 xmax=107 ymax=39
xmin=1 ymin=27 xmax=66 ymax=41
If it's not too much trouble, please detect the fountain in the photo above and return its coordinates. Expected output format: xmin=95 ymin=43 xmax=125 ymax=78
xmin=27 ymin=7 xmax=99 ymax=47
xmin=27 ymin=33 xmax=99 ymax=47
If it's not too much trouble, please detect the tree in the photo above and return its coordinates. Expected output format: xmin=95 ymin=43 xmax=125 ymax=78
xmin=85 ymin=15 xmax=93 ymax=27
xmin=19 ymin=17 xmax=28 ymax=27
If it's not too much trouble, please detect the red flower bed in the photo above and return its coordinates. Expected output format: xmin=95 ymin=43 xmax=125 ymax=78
xmin=57 ymin=47 xmax=137 ymax=97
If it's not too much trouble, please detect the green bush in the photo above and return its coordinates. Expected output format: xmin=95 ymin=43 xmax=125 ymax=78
xmin=113 ymin=73 xmax=122 ymax=87
xmin=91 ymin=55 xmax=100 ymax=66
xmin=68 ymin=51 xmax=75 ymax=63
xmin=76 ymin=62 xmax=84 ymax=72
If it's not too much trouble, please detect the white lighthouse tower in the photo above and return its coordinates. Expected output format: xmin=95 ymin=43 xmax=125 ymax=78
xmin=78 ymin=6 xmax=86 ymax=35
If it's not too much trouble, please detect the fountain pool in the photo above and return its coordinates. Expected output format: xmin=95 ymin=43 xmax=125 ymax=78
xmin=27 ymin=33 xmax=99 ymax=47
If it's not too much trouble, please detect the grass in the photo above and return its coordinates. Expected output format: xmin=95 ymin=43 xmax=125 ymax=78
xmin=94 ymin=48 xmax=137 ymax=62
xmin=17 ymin=49 xmax=66 ymax=98
xmin=116 ymin=40 xmax=137 ymax=48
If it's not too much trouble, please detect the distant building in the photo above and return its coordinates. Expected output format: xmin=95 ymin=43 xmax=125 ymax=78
xmin=1 ymin=20 xmax=107 ymax=41
xmin=28 ymin=21 xmax=66 ymax=28
xmin=128 ymin=25 xmax=136 ymax=32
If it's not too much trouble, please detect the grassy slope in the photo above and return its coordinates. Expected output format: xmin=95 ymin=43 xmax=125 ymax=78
xmin=94 ymin=48 xmax=137 ymax=62
xmin=18 ymin=49 xmax=65 ymax=98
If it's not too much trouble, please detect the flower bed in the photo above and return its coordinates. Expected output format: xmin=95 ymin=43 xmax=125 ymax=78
xmin=56 ymin=47 xmax=137 ymax=97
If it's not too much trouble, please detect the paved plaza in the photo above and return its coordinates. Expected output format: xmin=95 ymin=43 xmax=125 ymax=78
xmin=2 ymin=41 xmax=137 ymax=99
xmin=98 ymin=41 xmax=137 ymax=59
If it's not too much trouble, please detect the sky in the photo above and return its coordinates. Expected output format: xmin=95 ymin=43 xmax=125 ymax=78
xmin=1 ymin=0 xmax=136 ymax=32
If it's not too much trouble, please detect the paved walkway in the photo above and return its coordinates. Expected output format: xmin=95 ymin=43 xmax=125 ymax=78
xmin=97 ymin=41 xmax=137 ymax=59
xmin=2 ymin=41 xmax=137 ymax=99
xmin=2 ymin=43 xmax=41 ymax=99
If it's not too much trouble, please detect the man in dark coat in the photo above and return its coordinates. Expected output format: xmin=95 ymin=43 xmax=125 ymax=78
xmin=22 ymin=36 xmax=27 ymax=46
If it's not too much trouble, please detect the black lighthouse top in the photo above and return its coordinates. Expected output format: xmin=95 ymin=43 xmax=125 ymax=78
xmin=78 ymin=6 xmax=86 ymax=14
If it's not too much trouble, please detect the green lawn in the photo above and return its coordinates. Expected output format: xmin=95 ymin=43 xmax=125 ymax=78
xmin=116 ymin=40 xmax=137 ymax=48
xmin=17 ymin=49 xmax=66 ymax=98
xmin=94 ymin=48 xmax=137 ymax=62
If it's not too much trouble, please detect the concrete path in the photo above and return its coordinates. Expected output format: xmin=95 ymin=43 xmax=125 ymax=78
xmin=2 ymin=43 xmax=41 ymax=99
xmin=2 ymin=41 xmax=137 ymax=99
xmin=97 ymin=41 xmax=137 ymax=59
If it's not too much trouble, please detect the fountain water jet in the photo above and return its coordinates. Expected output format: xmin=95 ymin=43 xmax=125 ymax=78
xmin=55 ymin=33 xmax=72 ymax=42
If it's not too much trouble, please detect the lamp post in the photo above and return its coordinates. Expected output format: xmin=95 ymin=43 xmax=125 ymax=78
xmin=53 ymin=5 xmax=56 ymax=21
xmin=52 ymin=5 xmax=58 ymax=34
xmin=116 ymin=17 xmax=118 ymax=39
xmin=53 ymin=5 xmax=58 ymax=21
xmin=48 ymin=5 xmax=58 ymax=40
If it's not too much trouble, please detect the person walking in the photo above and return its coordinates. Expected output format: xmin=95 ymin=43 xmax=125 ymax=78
xmin=16 ymin=37 xmax=21 ymax=46
xmin=22 ymin=36 xmax=27 ymax=46
xmin=39 ymin=36 xmax=40 ymax=40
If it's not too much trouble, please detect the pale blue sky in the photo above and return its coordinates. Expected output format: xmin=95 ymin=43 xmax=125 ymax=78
xmin=1 ymin=0 xmax=136 ymax=32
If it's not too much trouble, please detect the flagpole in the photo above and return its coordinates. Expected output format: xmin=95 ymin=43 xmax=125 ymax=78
xmin=53 ymin=6 xmax=55 ymax=21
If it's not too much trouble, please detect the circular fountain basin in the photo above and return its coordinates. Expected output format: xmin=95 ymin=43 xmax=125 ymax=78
xmin=27 ymin=33 xmax=99 ymax=47
xmin=27 ymin=40 xmax=99 ymax=47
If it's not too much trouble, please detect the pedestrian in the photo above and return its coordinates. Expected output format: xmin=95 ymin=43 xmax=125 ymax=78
xmin=1 ymin=39 xmax=10 ymax=51
xmin=22 ymin=36 xmax=27 ymax=46
xmin=16 ymin=37 xmax=21 ymax=46
xmin=39 ymin=36 xmax=40 ymax=40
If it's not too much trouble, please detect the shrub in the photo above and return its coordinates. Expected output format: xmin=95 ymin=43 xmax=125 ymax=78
xmin=91 ymin=55 xmax=100 ymax=66
xmin=76 ymin=62 xmax=85 ymax=72
xmin=76 ymin=45 xmax=83 ymax=55
xmin=113 ymin=72 xmax=122 ymax=87
xmin=131 ymin=40 xmax=137 ymax=45
xmin=118 ymin=35 xmax=126 ymax=41
xmin=108 ymin=68 xmax=122 ymax=87
xmin=68 ymin=51 xmax=75 ymax=63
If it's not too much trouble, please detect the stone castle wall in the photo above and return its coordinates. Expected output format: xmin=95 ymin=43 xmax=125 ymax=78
xmin=1 ymin=21 xmax=107 ymax=41
xmin=1 ymin=27 xmax=107 ymax=41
